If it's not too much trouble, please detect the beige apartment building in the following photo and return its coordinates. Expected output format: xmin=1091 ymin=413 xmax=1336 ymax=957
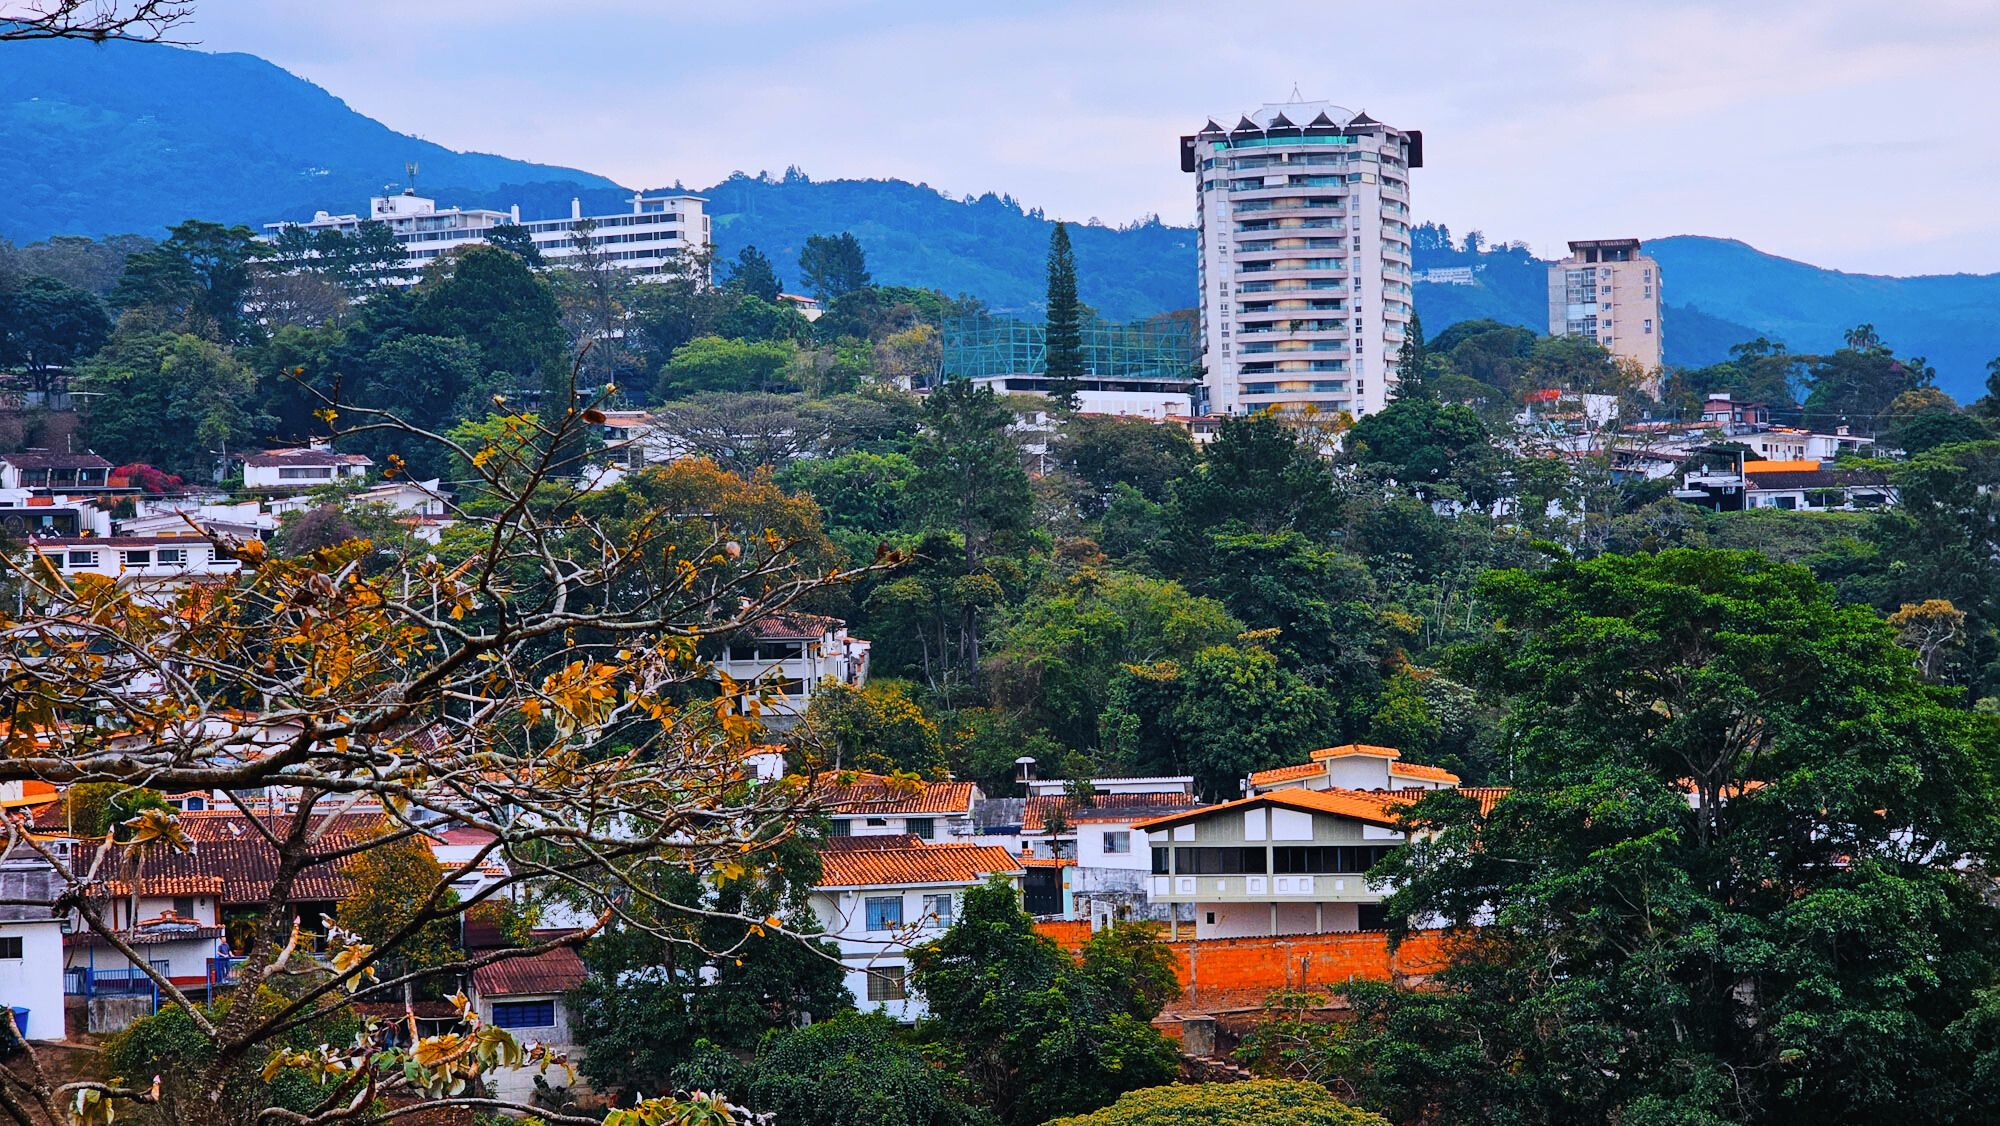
xmin=1180 ymin=100 xmax=1423 ymax=418
xmin=1547 ymin=238 xmax=1663 ymax=376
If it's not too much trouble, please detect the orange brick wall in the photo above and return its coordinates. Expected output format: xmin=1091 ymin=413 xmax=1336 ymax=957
xmin=1035 ymin=921 xmax=1454 ymax=1012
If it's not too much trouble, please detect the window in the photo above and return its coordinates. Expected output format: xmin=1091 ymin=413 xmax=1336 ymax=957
xmin=1101 ymin=830 xmax=1131 ymax=855
xmin=490 ymin=1000 xmax=555 ymax=1029
xmin=864 ymin=817 xmax=890 ymax=828
xmin=65 ymin=551 xmax=96 ymax=569
xmin=1644 ymin=319 xmax=1654 ymax=334
xmin=277 ymin=466 xmax=335 ymax=480
xmin=922 ymin=893 xmax=954 ymax=926
xmin=172 ymin=897 xmax=196 ymax=918
xmin=1151 ymin=847 xmax=1171 ymax=874
xmin=864 ymin=896 xmax=904 ymax=931
xmin=866 ymin=966 xmax=907 ymax=1001
xmin=1272 ymin=845 xmax=1397 ymax=874
xmin=0 ymin=936 xmax=20 ymax=959
xmin=156 ymin=548 xmax=186 ymax=565
xmin=905 ymin=817 xmax=937 ymax=840
xmin=1172 ymin=847 xmax=1268 ymax=875
xmin=124 ymin=550 xmax=151 ymax=567
xmin=827 ymin=818 xmax=852 ymax=837
xmin=1358 ymin=903 xmax=1390 ymax=931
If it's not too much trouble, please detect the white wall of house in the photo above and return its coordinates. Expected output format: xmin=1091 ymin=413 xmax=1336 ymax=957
xmin=809 ymin=884 xmax=970 ymax=1022
xmin=0 ymin=920 xmax=65 ymax=1040
xmin=36 ymin=539 xmax=238 ymax=583
xmin=243 ymin=461 xmax=368 ymax=491
xmin=473 ymin=993 xmax=576 ymax=1103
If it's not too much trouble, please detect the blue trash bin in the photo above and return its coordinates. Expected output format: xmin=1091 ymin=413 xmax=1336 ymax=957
xmin=2 ymin=1007 xmax=25 ymax=1053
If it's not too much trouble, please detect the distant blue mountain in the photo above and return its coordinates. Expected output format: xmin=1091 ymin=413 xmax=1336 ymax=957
xmin=3 ymin=41 xmax=1996 ymax=398
xmin=1412 ymin=237 xmax=2000 ymax=402
xmin=0 ymin=39 xmax=616 ymax=243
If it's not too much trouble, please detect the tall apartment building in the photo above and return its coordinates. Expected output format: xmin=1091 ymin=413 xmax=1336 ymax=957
xmin=1546 ymin=238 xmax=1663 ymax=373
xmin=1180 ymin=100 xmax=1422 ymax=418
xmin=265 ymin=189 xmax=710 ymax=282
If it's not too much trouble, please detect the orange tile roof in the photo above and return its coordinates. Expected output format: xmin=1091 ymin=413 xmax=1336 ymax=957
xmin=470 ymin=947 xmax=587 ymax=998
xmin=1133 ymin=787 xmax=1413 ymax=831
xmin=817 ymin=842 xmax=1023 ymax=888
xmin=814 ymin=773 xmax=978 ymax=817
xmin=1457 ymin=786 xmax=1511 ymax=815
xmin=1309 ymin=743 xmax=1402 ymax=762
xmin=102 ymin=874 xmax=226 ymax=897
xmin=1743 ymin=459 xmax=1820 ymax=473
xmin=1246 ymin=762 xmax=1324 ymax=786
xmin=1389 ymin=762 xmax=1461 ymax=784
xmin=1021 ymin=792 xmax=1201 ymax=832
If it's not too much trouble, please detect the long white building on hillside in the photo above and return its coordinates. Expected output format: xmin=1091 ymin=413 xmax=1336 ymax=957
xmin=265 ymin=190 xmax=710 ymax=281
xmin=1181 ymin=99 xmax=1422 ymax=418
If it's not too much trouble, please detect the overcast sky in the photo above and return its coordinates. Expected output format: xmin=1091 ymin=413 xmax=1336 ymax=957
xmin=186 ymin=0 xmax=2000 ymax=277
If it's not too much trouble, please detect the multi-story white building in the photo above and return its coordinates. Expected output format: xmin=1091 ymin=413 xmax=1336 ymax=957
xmin=266 ymin=189 xmax=710 ymax=282
xmin=810 ymin=838 xmax=1023 ymax=1021
xmin=713 ymin=613 xmax=872 ymax=732
xmin=1181 ymin=100 xmax=1423 ymax=417
xmin=1547 ymin=238 xmax=1663 ymax=374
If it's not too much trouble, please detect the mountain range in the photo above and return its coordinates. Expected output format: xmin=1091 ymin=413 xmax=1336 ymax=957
xmin=3 ymin=40 xmax=1996 ymax=401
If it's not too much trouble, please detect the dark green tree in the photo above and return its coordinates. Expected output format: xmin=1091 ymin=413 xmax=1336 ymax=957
xmin=74 ymin=330 xmax=269 ymax=479
xmin=1390 ymin=311 xmax=1431 ymax=402
xmin=415 ymin=245 xmax=568 ymax=414
xmin=0 ymin=274 xmax=110 ymax=391
xmin=799 ymin=232 xmax=873 ymax=302
xmin=1051 ymin=412 xmax=1197 ymax=517
xmin=483 ymin=222 xmax=545 ymax=268
xmin=1043 ymin=223 xmax=1083 ymax=411
xmin=110 ymin=220 xmax=270 ymax=344
xmin=911 ymin=378 xmax=1032 ymax=567
xmin=1101 ymin=643 xmax=1338 ymax=798
xmin=1345 ymin=549 xmax=2000 ymax=1124
xmin=911 ymin=881 xmax=1179 ymax=1125
xmin=1343 ymin=396 xmax=1500 ymax=506
xmin=749 ymin=1011 xmax=989 ymax=1126
xmin=727 ymin=245 xmax=784 ymax=302
xmin=568 ymin=835 xmax=850 ymax=1092
xmin=1045 ymin=1081 xmax=1388 ymax=1126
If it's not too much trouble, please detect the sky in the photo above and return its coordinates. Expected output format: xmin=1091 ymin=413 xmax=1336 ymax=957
xmin=182 ymin=0 xmax=2000 ymax=277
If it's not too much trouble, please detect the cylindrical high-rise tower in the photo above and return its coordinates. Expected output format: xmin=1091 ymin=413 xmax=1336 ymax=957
xmin=1180 ymin=101 xmax=1421 ymax=418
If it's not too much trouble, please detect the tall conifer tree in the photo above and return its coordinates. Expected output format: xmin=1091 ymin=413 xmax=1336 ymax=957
xmin=1044 ymin=222 xmax=1083 ymax=411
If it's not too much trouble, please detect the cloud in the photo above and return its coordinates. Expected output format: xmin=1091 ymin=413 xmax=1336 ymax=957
xmin=183 ymin=0 xmax=2000 ymax=275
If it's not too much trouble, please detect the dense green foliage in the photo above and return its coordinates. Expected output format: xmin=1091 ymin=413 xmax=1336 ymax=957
xmin=1329 ymin=550 xmax=2000 ymax=1124
xmin=748 ymin=1012 xmax=991 ymax=1126
xmin=911 ymin=881 xmax=1181 ymax=1125
xmin=1045 ymin=1080 xmax=1391 ymax=1126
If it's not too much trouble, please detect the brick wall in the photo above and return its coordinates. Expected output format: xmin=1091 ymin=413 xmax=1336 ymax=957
xmin=1035 ymin=920 xmax=1454 ymax=1014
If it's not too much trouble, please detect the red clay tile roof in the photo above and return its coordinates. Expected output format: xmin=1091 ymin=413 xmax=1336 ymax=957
xmin=1389 ymin=762 xmax=1462 ymax=784
xmin=815 ymin=774 xmax=978 ymax=817
xmin=820 ymin=834 xmax=925 ymax=851
xmin=0 ymin=451 xmax=112 ymax=469
xmin=1247 ymin=762 xmax=1324 ymax=787
xmin=240 ymin=448 xmax=373 ymax=468
xmin=1021 ymin=793 xmax=1202 ymax=833
xmin=748 ymin=612 xmax=844 ymax=639
xmin=470 ymin=947 xmax=586 ymax=998
xmin=1309 ymin=743 xmax=1402 ymax=762
xmin=817 ymin=842 xmax=1023 ymax=889
xmin=1458 ymin=787 xmax=1511 ymax=815
xmin=90 ymin=811 xmax=387 ymax=906
xmin=102 ymin=874 xmax=226 ymax=897
xmin=1132 ymin=787 xmax=1415 ymax=831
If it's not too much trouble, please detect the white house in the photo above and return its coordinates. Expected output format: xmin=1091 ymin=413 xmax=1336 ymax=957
xmin=0 ymin=859 xmax=68 ymax=1041
xmin=0 ymin=451 xmax=114 ymax=494
xmin=714 ymin=613 xmax=872 ymax=731
xmin=467 ymin=948 xmax=588 ymax=1102
xmin=0 ymin=490 xmax=111 ymax=539
xmin=1015 ymin=788 xmax=1201 ymax=926
xmin=817 ymin=774 xmax=982 ymax=842
xmin=810 ymin=838 xmax=1023 ymax=1021
xmin=240 ymin=448 xmax=372 ymax=492
xmin=25 ymin=535 xmax=241 ymax=585
xmin=1136 ymin=788 xmax=1414 ymax=941
xmin=1244 ymin=743 xmax=1460 ymax=795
